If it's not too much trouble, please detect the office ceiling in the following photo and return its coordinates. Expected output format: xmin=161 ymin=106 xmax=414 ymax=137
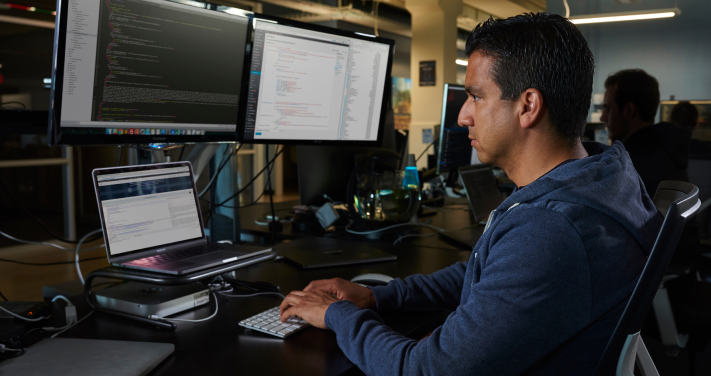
xmin=0 ymin=0 xmax=547 ymax=38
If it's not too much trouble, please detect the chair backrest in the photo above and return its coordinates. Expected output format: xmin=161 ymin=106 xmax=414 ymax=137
xmin=595 ymin=181 xmax=701 ymax=375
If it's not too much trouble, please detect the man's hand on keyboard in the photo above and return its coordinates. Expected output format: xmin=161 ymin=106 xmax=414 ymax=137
xmin=302 ymin=278 xmax=376 ymax=310
xmin=279 ymin=290 xmax=338 ymax=329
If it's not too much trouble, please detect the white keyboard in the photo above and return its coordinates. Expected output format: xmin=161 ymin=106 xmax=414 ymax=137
xmin=239 ymin=307 xmax=311 ymax=338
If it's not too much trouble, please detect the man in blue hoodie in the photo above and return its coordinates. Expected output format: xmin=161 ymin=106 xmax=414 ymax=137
xmin=279 ymin=13 xmax=662 ymax=375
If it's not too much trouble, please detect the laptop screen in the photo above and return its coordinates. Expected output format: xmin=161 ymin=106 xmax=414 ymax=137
xmin=95 ymin=164 xmax=203 ymax=256
xmin=458 ymin=164 xmax=502 ymax=222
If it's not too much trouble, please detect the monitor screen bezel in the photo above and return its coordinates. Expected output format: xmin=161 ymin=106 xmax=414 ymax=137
xmin=237 ymin=13 xmax=394 ymax=146
xmin=48 ymin=0 xmax=251 ymax=145
xmin=436 ymin=83 xmax=467 ymax=175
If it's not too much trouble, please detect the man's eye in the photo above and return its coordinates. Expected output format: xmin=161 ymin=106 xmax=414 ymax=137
xmin=472 ymin=96 xmax=480 ymax=102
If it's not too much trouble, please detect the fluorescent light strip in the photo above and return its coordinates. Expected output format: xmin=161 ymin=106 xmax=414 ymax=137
xmin=571 ymin=12 xmax=675 ymax=24
xmin=455 ymin=59 xmax=468 ymax=66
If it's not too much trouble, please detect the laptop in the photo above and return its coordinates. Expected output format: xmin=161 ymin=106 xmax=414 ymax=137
xmin=92 ymin=162 xmax=272 ymax=275
xmin=458 ymin=164 xmax=504 ymax=223
xmin=0 ymin=338 xmax=173 ymax=376
xmin=277 ymin=237 xmax=396 ymax=269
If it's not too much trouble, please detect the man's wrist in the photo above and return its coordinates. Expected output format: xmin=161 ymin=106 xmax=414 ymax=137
xmin=367 ymin=289 xmax=376 ymax=310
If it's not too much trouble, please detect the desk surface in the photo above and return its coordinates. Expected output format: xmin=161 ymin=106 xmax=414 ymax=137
xmin=240 ymin=200 xmax=479 ymax=251
xmin=62 ymin=242 xmax=473 ymax=376
xmin=52 ymin=204 xmax=479 ymax=376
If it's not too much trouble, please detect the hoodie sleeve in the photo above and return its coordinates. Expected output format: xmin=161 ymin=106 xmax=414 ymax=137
xmin=369 ymin=261 xmax=467 ymax=312
xmin=324 ymin=207 xmax=592 ymax=376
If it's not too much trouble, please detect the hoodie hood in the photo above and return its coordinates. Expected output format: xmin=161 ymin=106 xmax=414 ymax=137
xmin=497 ymin=141 xmax=660 ymax=252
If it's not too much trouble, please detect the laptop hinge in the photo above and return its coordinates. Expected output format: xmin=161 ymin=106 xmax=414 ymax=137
xmin=110 ymin=238 xmax=208 ymax=263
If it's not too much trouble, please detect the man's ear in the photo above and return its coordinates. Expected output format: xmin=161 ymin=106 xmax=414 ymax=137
xmin=623 ymin=102 xmax=638 ymax=120
xmin=519 ymin=88 xmax=544 ymax=129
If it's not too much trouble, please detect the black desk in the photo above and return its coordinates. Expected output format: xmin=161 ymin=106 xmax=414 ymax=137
xmin=61 ymin=243 xmax=473 ymax=376
xmin=240 ymin=200 xmax=479 ymax=251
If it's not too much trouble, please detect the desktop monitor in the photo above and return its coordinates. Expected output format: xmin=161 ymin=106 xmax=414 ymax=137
xmin=48 ymin=0 xmax=251 ymax=145
xmin=436 ymin=83 xmax=471 ymax=174
xmin=239 ymin=14 xmax=395 ymax=146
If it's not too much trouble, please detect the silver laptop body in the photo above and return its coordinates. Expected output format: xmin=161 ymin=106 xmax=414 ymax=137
xmin=92 ymin=162 xmax=270 ymax=275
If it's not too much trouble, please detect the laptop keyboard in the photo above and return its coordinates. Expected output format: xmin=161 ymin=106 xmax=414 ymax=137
xmin=126 ymin=243 xmax=232 ymax=267
xmin=239 ymin=307 xmax=310 ymax=338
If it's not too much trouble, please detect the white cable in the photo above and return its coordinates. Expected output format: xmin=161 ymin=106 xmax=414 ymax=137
xmin=563 ymin=0 xmax=570 ymax=18
xmin=51 ymin=295 xmax=73 ymax=306
xmin=150 ymin=292 xmax=219 ymax=323
xmin=0 ymin=344 xmax=23 ymax=352
xmin=219 ymin=291 xmax=286 ymax=299
xmin=345 ymin=221 xmax=446 ymax=235
xmin=42 ymin=322 xmax=74 ymax=332
xmin=0 ymin=230 xmax=105 ymax=253
xmin=51 ymin=311 xmax=94 ymax=338
xmin=76 ymin=229 xmax=103 ymax=286
xmin=0 ymin=305 xmax=50 ymax=322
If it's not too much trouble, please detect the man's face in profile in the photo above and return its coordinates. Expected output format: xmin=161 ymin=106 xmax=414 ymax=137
xmin=457 ymin=52 xmax=517 ymax=166
xmin=601 ymin=86 xmax=629 ymax=142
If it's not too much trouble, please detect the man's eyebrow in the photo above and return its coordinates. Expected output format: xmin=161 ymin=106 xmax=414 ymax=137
xmin=465 ymin=84 xmax=483 ymax=96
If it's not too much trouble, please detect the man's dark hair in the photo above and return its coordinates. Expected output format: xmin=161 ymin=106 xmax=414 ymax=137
xmin=465 ymin=13 xmax=594 ymax=145
xmin=604 ymin=69 xmax=660 ymax=123
xmin=670 ymin=101 xmax=698 ymax=129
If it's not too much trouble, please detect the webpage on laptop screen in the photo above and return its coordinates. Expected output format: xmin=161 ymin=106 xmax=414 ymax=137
xmin=97 ymin=167 xmax=202 ymax=256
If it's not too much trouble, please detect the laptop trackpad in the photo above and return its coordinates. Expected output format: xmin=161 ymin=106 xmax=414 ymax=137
xmin=185 ymin=251 xmax=245 ymax=265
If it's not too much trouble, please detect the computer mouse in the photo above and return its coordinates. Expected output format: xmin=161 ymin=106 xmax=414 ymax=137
xmin=351 ymin=273 xmax=394 ymax=286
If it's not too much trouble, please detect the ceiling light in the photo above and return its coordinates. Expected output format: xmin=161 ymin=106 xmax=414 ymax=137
xmin=455 ymin=59 xmax=468 ymax=66
xmin=221 ymin=7 xmax=250 ymax=17
xmin=569 ymin=8 xmax=680 ymax=25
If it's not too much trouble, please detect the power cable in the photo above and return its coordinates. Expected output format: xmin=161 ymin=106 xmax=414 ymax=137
xmin=0 ymin=256 xmax=104 ymax=266
xmin=212 ymin=146 xmax=284 ymax=210
xmin=0 ymin=179 xmax=102 ymax=244
xmin=415 ymin=141 xmax=435 ymax=162
xmin=0 ymin=290 xmax=7 ymax=302
xmin=0 ymin=230 xmax=105 ymax=253
xmin=76 ymin=229 xmax=103 ymax=285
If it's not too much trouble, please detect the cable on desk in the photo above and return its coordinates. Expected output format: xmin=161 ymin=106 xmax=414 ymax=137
xmin=345 ymin=221 xmax=446 ymax=235
xmin=0 ymin=305 xmax=51 ymax=322
xmin=0 ymin=256 xmax=104 ymax=266
xmin=76 ymin=229 xmax=104 ymax=285
xmin=50 ymin=311 xmax=94 ymax=338
xmin=149 ymin=292 xmax=219 ymax=323
xmin=0 ymin=230 xmax=105 ymax=253
xmin=219 ymin=291 xmax=286 ymax=300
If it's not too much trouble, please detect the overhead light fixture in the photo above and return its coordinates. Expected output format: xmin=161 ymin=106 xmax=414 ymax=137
xmin=220 ymin=7 xmax=250 ymax=17
xmin=569 ymin=8 xmax=680 ymax=25
xmin=455 ymin=59 xmax=468 ymax=66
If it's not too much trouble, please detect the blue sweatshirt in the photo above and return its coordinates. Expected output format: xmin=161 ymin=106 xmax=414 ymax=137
xmin=324 ymin=142 xmax=663 ymax=375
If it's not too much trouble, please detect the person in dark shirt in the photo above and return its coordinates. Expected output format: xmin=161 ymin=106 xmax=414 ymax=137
xmin=601 ymin=69 xmax=690 ymax=198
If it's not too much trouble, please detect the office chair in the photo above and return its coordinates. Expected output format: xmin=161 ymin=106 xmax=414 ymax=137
xmin=595 ymin=181 xmax=701 ymax=376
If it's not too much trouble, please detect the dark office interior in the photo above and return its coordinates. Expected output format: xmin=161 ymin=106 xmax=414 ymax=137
xmin=1 ymin=0 xmax=711 ymax=375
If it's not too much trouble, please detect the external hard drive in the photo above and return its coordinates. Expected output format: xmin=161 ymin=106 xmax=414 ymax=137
xmin=93 ymin=282 xmax=210 ymax=318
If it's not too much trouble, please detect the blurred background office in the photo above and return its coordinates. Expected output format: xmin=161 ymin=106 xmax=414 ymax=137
xmin=1 ymin=0 xmax=711 ymax=373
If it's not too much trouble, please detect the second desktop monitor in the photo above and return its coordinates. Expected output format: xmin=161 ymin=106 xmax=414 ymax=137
xmin=241 ymin=16 xmax=394 ymax=145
